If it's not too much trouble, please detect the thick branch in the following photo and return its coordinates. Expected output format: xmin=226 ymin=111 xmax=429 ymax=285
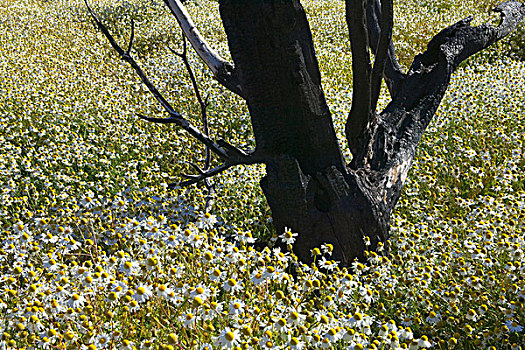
xmin=346 ymin=0 xmax=376 ymax=167
xmin=392 ymin=1 xmax=524 ymax=116
xmin=163 ymin=0 xmax=244 ymax=97
xmin=366 ymin=0 xmax=405 ymax=95
xmin=360 ymin=1 xmax=525 ymax=208
xmin=345 ymin=0 xmax=372 ymax=141
xmin=370 ymin=0 xmax=393 ymax=111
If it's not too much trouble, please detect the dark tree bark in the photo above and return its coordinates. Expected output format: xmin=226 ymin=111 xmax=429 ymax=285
xmin=218 ymin=0 xmax=388 ymax=263
xmin=89 ymin=0 xmax=525 ymax=266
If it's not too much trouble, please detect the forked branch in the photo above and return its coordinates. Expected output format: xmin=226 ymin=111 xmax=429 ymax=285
xmin=362 ymin=1 xmax=525 ymax=196
xmin=86 ymin=1 xmax=261 ymax=188
xmin=390 ymin=0 xmax=525 ymax=116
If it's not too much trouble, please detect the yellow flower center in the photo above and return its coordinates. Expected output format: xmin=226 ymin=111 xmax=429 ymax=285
xmin=225 ymin=331 xmax=235 ymax=342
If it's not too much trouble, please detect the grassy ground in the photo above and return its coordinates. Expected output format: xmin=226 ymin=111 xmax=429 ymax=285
xmin=0 ymin=0 xmax=524 ymax=349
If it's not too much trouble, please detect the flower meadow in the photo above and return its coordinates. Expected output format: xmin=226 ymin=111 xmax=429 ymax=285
xmin=1 ymin=0 xmax=525 ymax=349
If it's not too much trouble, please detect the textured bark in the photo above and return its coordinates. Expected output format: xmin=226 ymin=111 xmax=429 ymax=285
xmin=365 ymin=0 xmax=405 ymax=95
xmin=219 ymin=0 xmax=347 ymax=176
xmin=260 ymin=156 xmax=388 ymax=263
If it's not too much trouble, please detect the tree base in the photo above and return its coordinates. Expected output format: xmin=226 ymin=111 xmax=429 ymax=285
xmin=261 ymin=155 xmax=388 ymax=265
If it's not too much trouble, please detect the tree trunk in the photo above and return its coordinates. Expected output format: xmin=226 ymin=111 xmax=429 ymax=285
xmin=219 ymin=0 xmax=390 ymax=264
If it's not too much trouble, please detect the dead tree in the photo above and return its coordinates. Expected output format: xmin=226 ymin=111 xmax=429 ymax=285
xmin=87 ymin=0 xmax=525 ymax=265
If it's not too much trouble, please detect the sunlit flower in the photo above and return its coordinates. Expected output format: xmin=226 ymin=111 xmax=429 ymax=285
xmin=280 ymin=227 xmax=298 ymax=245
xmin=215 ymin=327 xmax=240 ymax=349
xmin=505 ymin=320 xmax=524 ymax=333
xmin=133 ymin=283 xmax=153 ymax=303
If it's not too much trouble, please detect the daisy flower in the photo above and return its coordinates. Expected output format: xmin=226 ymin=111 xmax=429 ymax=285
xmin=228 ymin=299 xmax=245 ymax=317
xmin=215 ymin=327 xmax=241 ymax=349
xmin=223 ymin=277 xmax=242 ymax=293
xmin=506 ymin=320 xmax=524 ymax=333
xmin=133 ymin=284 xmax=153 ymax=303
xmin=289 ymin=337 xmax=305 ymax=350
xmin=95 ymin=333 xmax=112 ymax=349
xmin=280 ymin=227 xmax=298 ymax=245
xmin=119 ymin=260 xmax=140 ymax=276
xmin=67 ymin=293 xmax=86 ymax=309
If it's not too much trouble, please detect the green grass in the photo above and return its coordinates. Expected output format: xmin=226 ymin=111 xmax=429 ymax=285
xmin=0 ymin=0 xmax=524 ymax=349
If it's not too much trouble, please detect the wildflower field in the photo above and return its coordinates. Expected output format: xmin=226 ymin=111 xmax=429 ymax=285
xmin=1 ymin=0 xmax=525 ymax=349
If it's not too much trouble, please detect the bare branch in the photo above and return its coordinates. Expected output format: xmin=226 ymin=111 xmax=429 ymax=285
xmin=345 ymin=0 xmax=373 ymax=161
xmin=163 ymin=0 xmax=244 ymax=97
xmin=136 ymin=113 xmax=229 ymax=160
xmin=370 ymin=0 xmax=393 ymax=112
xmin=392 ymin=0 xmax=525 ymax=115
xmin=365 ymin=0 xmax=405 ymax=95
xmin=174 ymin=32 xmax=215 ymax=211
xmin=85 ymin=1 xmax=180 ymax=118
xmin=126 ymin=19 xmax=135 ymax=55
xmin=185 ymin=161 xmax=206 ymax=175
xmin=174 ymin=149 xmax=264 ymax=188
xmin=167 ymin=34 xmax=209 ymax=140
xmin=177 ymin=163 xmax=233 ymax=187
xmin=85 ymin=1 xmax=250 ymax=164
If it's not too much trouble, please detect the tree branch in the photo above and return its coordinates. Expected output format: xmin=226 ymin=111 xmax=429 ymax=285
xmin=174 ymin=151 xmax=265 ymax=188
xmin=365 ymin=0 xmax=405 ymax=96
xmin=163 ymin=0 xmax=244 ymax=97
xmin=175 ymin=163 xmax=233 ymax=187
xmin=345 ymin=0 xmax=373 ymax=164
xmin=86 ymin=1 xmax=261 ymax=179
xmin=370 ymin=0 xmax=393 ymax=111
xmin=169 ymin=33 xmax=216 ymax=211
xmin=391 ymin=1 xmax=524 ymax=116
xmin=86 ymin=1 xmax=180 ymax=118
xmin=360 ymin=1 xmax=525 ymax=207
xmin=136 ymin=113 xmax=241 ymax=161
